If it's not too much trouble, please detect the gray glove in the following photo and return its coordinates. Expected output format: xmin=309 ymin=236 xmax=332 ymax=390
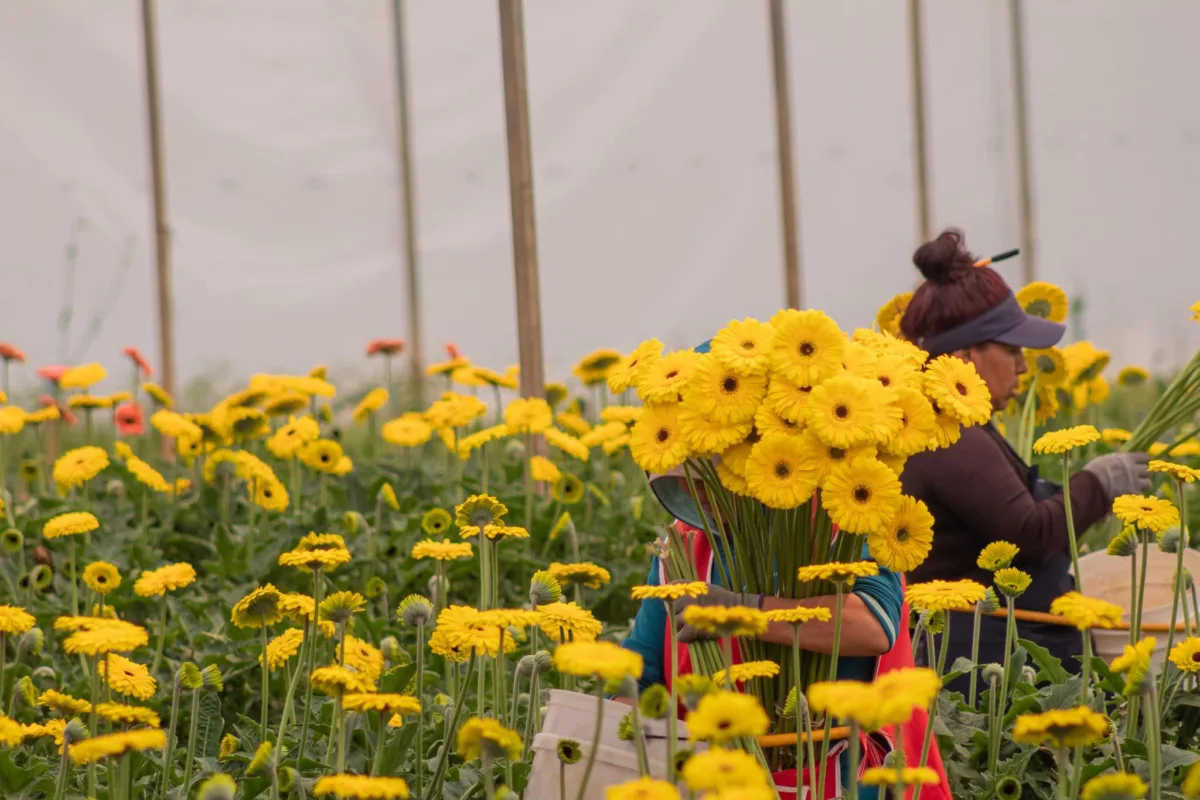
xmin=671 ymin=582 xmax=763 ymax=644
xmin=1082 ymin=452 xmax=1152 ymax=499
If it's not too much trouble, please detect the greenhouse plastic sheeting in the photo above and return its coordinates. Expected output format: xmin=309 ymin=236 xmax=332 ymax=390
xmin=2 ymin=0 xmax=1199 ymax=391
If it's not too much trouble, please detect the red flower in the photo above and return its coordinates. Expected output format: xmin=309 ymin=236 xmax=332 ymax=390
xmin=37 ymin=365 xmax=67 ymax=383
xmin=366 ymin=338 xmax=406 ymax=357
xmin=39 ymin=394 xmax=76 ymax=425
xmin=115 ymin=402 xmax=145 ymax=436
xmin=0 ymin=343 xmax=25 ymax=363
xmin=122 ymin=346 xmax=153 ymax=377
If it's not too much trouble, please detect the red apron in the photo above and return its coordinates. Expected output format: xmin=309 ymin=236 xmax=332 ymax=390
xmin=660 ymin=521 xmax=952 ymax=800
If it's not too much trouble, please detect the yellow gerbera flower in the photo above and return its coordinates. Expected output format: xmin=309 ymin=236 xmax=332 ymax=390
xmin=882 ymin=387 xmax=937 ymax=457
xmin=82 ymin=562 xmax=121 ymax=596
xmin=796 ymin=429 xmax=877 ymax=488
xmin=743 ymin=434 xmax=818 ymax=509
xmin=535 ymin=601 xmax=602 ymax=642
xmin=573 ymin=348 xmax=623 ymax=387
xmin=607 ymin=339 xmax=663 ymax=394
xmin=867 ymin=495 xmax=934 ymax=572
xmin=1148 ymin=460 xmax=1199 ymax=483
xmin=905 ymin=579 xmax=987 ymax=613
xmin=97 ymin=654 xmax=156 ymax=700
xmin=631 ymin=582 xmax=709 ymax=602
xmin=542 ymin=427 xmax=590 ymax=462
xmin=764 ymin=606 xmax=832 ymax=625
xmin=796 ymin=561 xmax=879 ymax=584
xmin=1015 ymin=281 xmax=1069 ymax=323
xmin=38 ymin=689 xmax=91 ymax=717
xmin=454 ymin=494 xmax=508 ymax=538
xmin=69 ymin=728 xmax=166 ymax=765
xmin=456 ymin=716 xmax=524 ymax=762
xmin=711 ymin=318 xmax=775 ymax=377
xmin=629 ymin=403 xmax=690 ymax=473
xmin=1012 ymin=706 xmax=1108 ymax=748
xmin=529 ymin=455 xmax=562 ymax=484
xmin=504 ymin=397 xmax=553 ymax=434
xmin=929 ymin=405 xmax=962 ymax=449
xmin=680 ymin=747 xmax=769 ymax=792
xmin=381 ymin=413 xmax=433 ymax=448
xmin=753 ymin=403 xmax=803 ymax=440
xmin=1116 ymin=365 xmax=1150 ymax=387
xmin=821 ymin=457 xmax=903 ymax=534
xmin=994 ymin=567 xmax=1032 ymax=598
xmin=679 ymin=407 xmax=753 ymax=455
xmin=0 ymin=605 xmax=34 ymax=635
xmin=411 ymin=538 xmax=472 ymax=561
xmin=261 ymin=628 xmax=305 ymax=671
xmin=1101 ymin=428 xmax=1132 ymax=448
xmin=342 ymin=693 xmax=421 ymax=715
xmin=553 ymin=640 xmax=642 ymax=681
xmin=43 ymin=511 xmax=100 ymax=539
xmin=1049 ymin=591 xmax=1124 ymax=630
xmin=977 ymin=541 xmax=1020 ymax=571
xmin=680 ymin=354 xmax=768 ymax=425
xmin=312 ymin=775 xmax=411 ymax=799
xmin=768 ymin=309 xmax=846 ymax=387
xmin=352 ymin=388 xmax=389 ymax=423
xmin=804 ymin=374 xmax=882 ymax=449
xmin=766 ymin=379 xmax=813 ymax=424
xmin=712 ymin=660 xmax=780 ymax=685
xmin=1112 ymin=495 xmax=1179 ymax=533
xmin=547 ymin=562 xmax=611 ymax=590
xmin=62 ymin=620 xmax=149 ymax=656
xmin=681 ymin=606 xmax=769 ymax=637
xmin=1026 ymin=347 xmax=1069 ymax=388
xmin=1033 ymin=425 xmax=1101 ymax=455
xmin=1079 ymin=773 xmax=1148 ymax=800
xmin=230 ymin=585 xmax=284 ymax=629
xmin=922 ymin=356 xmax=993 ymax=426
xmin=1168 ymin=637 xmax=1200 ymax=673
xmin=861 ymin=767 xmax=941 ymax=787
xmin=637 ymin=350 xmax=701 ymax=404
xmin=686 ymin=690 xmax=769 ymax=744
xmin=310 ymin=665 xmax=374 ymax=696
xmin=874 ymin=291 xmax=913 ymax=337
xmin=1110 ymin=637 xmax=1156 ymax=674
xmin=59 ymin=362 xmax=107 ymax=390
xmin=53 ymin=446 xmax=110 ymax=489
xmin=555 ymin=410 xmax=591 ymax=436
xmin=298 ymin=439 xmax=345 ymax=474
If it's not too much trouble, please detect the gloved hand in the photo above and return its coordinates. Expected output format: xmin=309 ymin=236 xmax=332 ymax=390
xmin=671 ymin=582 xmax=764 ymax=644
xmin=1082 ymin=452 xmax=1152 ymax=499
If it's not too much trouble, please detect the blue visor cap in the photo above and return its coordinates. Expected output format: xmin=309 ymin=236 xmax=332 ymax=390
xmin=919 ymin=294 xmax=1065 ymax=357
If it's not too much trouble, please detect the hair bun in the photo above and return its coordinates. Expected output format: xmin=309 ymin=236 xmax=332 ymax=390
xmin=912 ymin=228 xmax=975 ymax=285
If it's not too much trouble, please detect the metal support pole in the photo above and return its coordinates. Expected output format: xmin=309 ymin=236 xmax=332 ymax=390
xmin=1009 ymin=0 xmax=1037 ymax=284
xmin=768 ymin=0 xmax=803 ymax=309
xmin=390 ymin=0 xmax=426 ymax=406
xmin=497 ymin=0 xmax=545 ymax=400
xmin=139 ymin=0 xmax=176 ymax=397
xmin=907 ymin=0 xmax=932 ymax=242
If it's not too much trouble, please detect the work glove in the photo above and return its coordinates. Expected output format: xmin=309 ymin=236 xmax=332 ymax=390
xmin=671 ymin=582 xmax=763 ymax=644
xmin=1082 ymin=452 xmax=1152 ymax=499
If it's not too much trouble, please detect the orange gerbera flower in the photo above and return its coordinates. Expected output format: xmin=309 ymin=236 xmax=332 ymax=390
xmin=38 ymin=365 xmax=68 ymax=383
xmin=122 ymin=347 xmax=153 ymax=377
xmin=367 ymin=339 xmax=406 ymax=357
xmin=115 ymin=403 xmax=145 ymax=436
xmin=0 ymin=344 xmax=25 ymax=363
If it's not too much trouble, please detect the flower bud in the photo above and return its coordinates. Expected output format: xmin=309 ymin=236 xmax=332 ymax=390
xmin=639 ymin=684 xmax=670 ymax=719
xmin=343 ymin=511 xmax=364 ymax=535
xmin=197 ymin=774 xmax=237 ymax=800
xmin=0 ymin=528 xmax=23 ymax=554
xmin=105 ymin=479 xmax=126 ymax=499
xmin=979 ymin=587 xmax=1001 ymax=614
xmin=246 ymin=741 xmax=274 ymax=776
xmin=673 ymin=748 xmax=695 ymax=778
xmin=30 ymin=564 xmax=53 ymax=591
xmin=176 ymin=662 xmax=203 ymax=691
xmin=516 ymin=655 xmax=536 ymax=678
xmin=503 ymin=438 xmax=526 ymax=465
xmin=15 ymin=676 xmax=36 ymax=709
xmin=219 ymin=733 xmax=239 ymax=760
xmin=616 ymin=710 xmax=636 ymax=742
xmin=556 ymin=738 xmax=582 ymax=765
xmin=781 ymin=686 xmax=799 ymax=718
xmin=18 ymin=628 xmax=44 ymax=659
xmin=1020 ymin=666 xmax=1037 ymax=685
xmin=201 ymin=665 xmax=224 ymax=692
xmin=380 ymin=636 xmax=402 ymax=665
xmin=397 ymin=594 xmax=435 ymax=628
xmin=533 ymin=651 xmax=553 ymax=675
xmin=982 ymin=664 xmax=1004 ymax=683
xmin=365 ymin=576 xmax=387 ymax=599
xmin=995 ymin=775 xmax=1022 ymax=800
xmin=64 ymin=718 xmax=90 ymax=744
xmin=277 ymin=766 xmax=297 ymax=793
xmin=1158 ymin=528 xmax=1181 ymax=554
xmin=530 ymin=570 xmax=562 ymax=606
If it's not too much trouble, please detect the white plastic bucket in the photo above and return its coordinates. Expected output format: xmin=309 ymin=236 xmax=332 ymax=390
xmin=1077 ymin=548 xmax=1200 ymax=665
xmin=527 ymin=689 xmax=690 ymax=799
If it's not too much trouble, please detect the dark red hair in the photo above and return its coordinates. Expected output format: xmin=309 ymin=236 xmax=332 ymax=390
xmin=899 ymin=228 xmax=1011 ymax=343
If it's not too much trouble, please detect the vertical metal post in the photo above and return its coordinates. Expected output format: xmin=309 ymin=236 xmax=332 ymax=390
xmin=1009 ymin=0 xmax=1037 ymax=284
xmin=497 ymin=0 xmax=545 ymax=400
xmin=139 ymin=0 xmax=176 ymax=397
xmin=907 ymin=0 xmax=932 ymax=242
xmin=768 ymin=0 xmax=803 ymax=309
xmin=390 ymin=0 xmax=426 ymax=405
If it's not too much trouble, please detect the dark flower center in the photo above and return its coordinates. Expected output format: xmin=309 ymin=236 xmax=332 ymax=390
xmin=741 ymin=340 xmax=755 ymax=351
xmin=717 ymin=718 xmax=732 ymax=730
xmin=880 ymin=376 xmax=891 ymax=386
xmin=834 ymin=404 xmax=849 ymax=419
xmin=799 ymin=342 xmax=815 ymax=357
xmin=895 ymin=527 xmax=909 ymax=542
xmin=721 ymin=377 xmax=739 ymax=394
xmin=666 ymin=370 xmax=679 ymax=379
xmin=955 ymin=382 xmax=968 ymax=396
xmin=830 ymin=447 xmax=846 ymax=460
xmin=1026 ymin=299 xmax=1051 ymax=318
xmin=656 ymin=427 xmax=672 ymax=443
xmin=1192 ymin=652 xmax=1200 ymax=663
xmin=263 ymin=489 xmax=273 ymax=499
xmin=853 ymin=486 xmax=871 ymax=504
xmin=774 ymin=461 xmax=792 ymax=479
xmin=320 ymin=454 xmax=330 ymax=463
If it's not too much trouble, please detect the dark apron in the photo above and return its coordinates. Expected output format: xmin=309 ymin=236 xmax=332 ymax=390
xmin=927 ymin=435 xmax=1083 ymax=700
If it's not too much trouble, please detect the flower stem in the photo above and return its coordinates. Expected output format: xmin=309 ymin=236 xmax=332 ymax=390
xmin=483 ymin=751 xmax=497 ymax=799
xmin=574 ymin=683 xmax=606 ymax=800
xmin=1062 ymin=454 xmax=1084 ymax=594
xmin=815 ymin=583 xmax=846 ymax=800
xmin=88 ymin=655 xmax=99 ymax=798
xmin=276 ymin=619 xmax=311 ymax=746
xmin=69 ymin=537 xmax=78 ymax=617
xmin=1162 ymin=478 xmax=1189 ymax=701
xmin=1146 ymin=681 xmax=1163 ymax=800
xmin=665 ymin=601 xmax=679 ymax=781
xmin=298 ymin=572 xmax=325 ymax=762
xmin=1135 ymin=534 xmax=1151 ymax=641
xmin=151 ymin=596 xmax=169 ymax=676
xmin=1056 ymin=747 xmax=1071 ymax=800
xmin=261 ymin=621 xmax=271 ymax=737
xmin=627 ymin=682 xmax=650 ymax=777
xmin=370 ymin=711 xmax=387 ymax=777
xmin=53 ymin=733 xmax=70 ymax=800
xmin=428 ymin=654 xmax=477 ymax=800
xmin=968 ymin=602 xmax=983 ymax=707
xmin=846 ymin=721 xmax=860 ymax=800
xmin=1080 ymin=632 xmax=1094 ymax=708
xmin=416 ymin=621 xmax=426 ymax=794
xmin=159 ymin=679 xmax=181 ymax=799
xmin=913 ymin=613 xmax=950 ymax=800
xmin=990 ymin=599 xmax=1017 ymax=773
xmin=181 ymin=689 xmax=200 ymax=798
xmin=335 ymin=694 xmax=346 ymax=774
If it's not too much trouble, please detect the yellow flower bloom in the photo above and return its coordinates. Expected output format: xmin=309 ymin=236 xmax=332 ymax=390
xmin=766 ymin=379 xmax=813 ymax=424
xmin=98 ymin=654 xmax=156 ymax=700
xmin=1080 ymin=773 xmax=1147 ymax=800
xmin=53 ymin=446 xmax=110 ymax=489
xmin=1148 ymin=460 xmax=1200 ymax=483
xmin=1033 ymin=425 xmax=1101 ymax=455
xmin=456 ymin=424 xmax=510 ymax=459
xmin=69 ymin=728 xmax=166 ymax=764
xmin=456 ymin=716 xmax=523 ymax=761
xmin=230 ymin=585 xmax=284 ymax=629
xmin=1015 ymin=281 xmax=1069 ymax=323
xmin=1026 ymin=347 xmax=1070 ymax=388
xmin=554 ymin=640 xmax=642 ymax=681
xmin=250 ymin=475 xmax=289 ymax=512
xmin=547 ymin=562 xmax=611 ymax=590
xmin=536 ymin=601 xmax=602 ymax=642
xmin=803 ymin=374 xmax=882 ymax=449
xmin=1112 ymin=495 xmax=1179 ymax=532
xmin=861 ymin=767 xmax=941 ymax=787
xmin=39 ymin=689 xmax=92 ymax=717
xmin=310 ymin=665 xmax=375 ymax=696
xmin=381 ymin=413 xmax=433 ymax=448
xmin=608 ymin=339 xmax=664 ymax=394
xmin=312 ymin=775 xmax=411 ymax=799
xmin=929 ymin=405 xmax=962 ymax=449
xmin=681 ymin=747 xmax=769 ymax=792
xmin=82 ymin=562 xmax=121 ymax=595
xmin=881 ymin=387 xmax=937 ymax=458
xmin=905 ymin=580 xmax=987 ymax=613
xmin=821 ymin=457 xmax=902 ymax=534
xmin=1110 ymin=637 xmax=1156 ymax=673
xmin=319 ymin=591 xmax=367 ymax=625
xmin=0 ymin=605 xmax=35 ymax=635
xmin=142 ymin=382 xmax=174 ymax=407
xmin=743 ymin=434 xmax=818 ymax=509
xmin=261 ymin=628 xmax=305 ymax=671
xmin=504 ymin=397 xmax=553 ymax=434
xmin=1116 ymin=365 xmax=1150 ymax=388
xmin=769 ymin=309 xmax=846 ymax=387
xmin=606 ymin=778 xmax=683 ymax=800
xmin=1050 ymin=592 xmax=1124 ymax=630
xmin=681 ymin=606 xmax=769 ymax=637
xmin=455 ymin=494 xmax=508 ymax=538
xmin=712 ymin=660 xmax=780 ymax=685
xmin=681 ymin=354 xmax=767 ymax=425
xmin=1185 ymin=762 xmax=1200 ymax=799
xmin=69 ymin=394 xmax=115 ymax=410
xmin=994 ymin=567 xmax=1032 ymax=597
xmin=867 ymin=495 xmax=934 ymax=572
xmin=977 ymin=541 xmax=1019 ymax=571
xmin=60 ymin=362 xmax=107 ymax=390
xmin=555 ymin=410 xmax=592 ymax=437
xmin=796 ymin=561 xmax=880 ymax=584
xmin=631 ymin=583 xmax=708 ymax=602
xmin=686 ymin=690 xmax=769 ymax=744
xmin=1169 ymin=637 xmax=1200 ymax=673
xmin=298 ymin=438 xmax=345 ymax=474
xmin=1012 ymin=706 xmax=1108 ymax=748
xmin=278 ymin=545 xmax=352 ymax=571
xmin=265 ymin=416 xmax=320 ymax=460
xmin=680 ymin=407 xmax=753 ymax=455
xmin=753 ymin=403 xmax=803 ymax=441
xmin=352 ymin=388 xmax=390 ymax=423
xmin=764 ymin=606 xmax=832 ymax=625
xmin=711 ymin=318 xmax=774 ymax=378
xmin=543 ymin=427 xmax=590 ymax=462
xmin=529 ymin=455 xmax=562 ymax=483
xmin=343 ymin=693 xmax=421 ymax=715
xmin=630 ymin=403 xmax=690 ymax=473
xmin=574 ymin=348 xmax=624 ymax=386
xmin=922 ymin=355 xmax=992 ymax=426
xmin=875 ymin=291 xmax=913 ymax=337
xmin=637 ymin=350 xmax=701 ymax=404
xmin=150 ymin=410 xmax=203 ymax=441
xmin=62 ymin=619 xmax=149 ymax=656
xmin=1101 ymin=428 xmax=1132 ymax=448
xmin=411 ymin=539 xmax=473 ymax=561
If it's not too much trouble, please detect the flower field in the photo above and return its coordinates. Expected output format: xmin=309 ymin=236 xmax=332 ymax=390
xmin=0 ymin=292 xmax=1197 ymax=800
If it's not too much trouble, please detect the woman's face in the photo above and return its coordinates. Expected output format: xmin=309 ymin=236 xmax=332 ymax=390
xmin=961 ymin=343 xmax=1026 ymax=410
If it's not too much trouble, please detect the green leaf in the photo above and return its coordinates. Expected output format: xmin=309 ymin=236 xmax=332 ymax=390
xmin=381 ymin=663 xmax=418 ymax=695
xmin=1160 ymin=744 xmax=1200 ymax=774
xmin=196 ymin=690 xmax=224 ymax=759
xmin=1018 ymin=638 xmax=1069 ymax=684
xmin=1041 ymin=676 xmax=1083 ymax=710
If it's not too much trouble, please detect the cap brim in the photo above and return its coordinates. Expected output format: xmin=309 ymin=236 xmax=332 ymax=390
xmin=991 ymin=314 xmax=1066 ymax=350
xmin=648 ymin=475 xmax=713 ymax=531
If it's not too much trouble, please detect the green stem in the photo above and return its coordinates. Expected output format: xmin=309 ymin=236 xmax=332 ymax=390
xmin=1147 ymin=682 xmax=1162 ymax=800
xmin=261 ymin=621 xmax=271 ymax=737
xmin=574 ymin=683 xmax=606 ymax=800
xmin=666 ymin=601 xmax=680 ymax=782
xmin=1135 ymin=534 xmax=1151 ymax=641
xmin=1063 ymin=454 xmax=1083 ymax=593
xmin=69 ymin=537 xmax=78 ymax=617
xmin=991 ymin=599 xmax=1017 ymax=773
xmin=428 ymin=655 xmax=477 ymax=800
xmin=159 ymin=679 xmax=181 ymax=799
xmin=802 ymin=686 xmax=818 ymax=800
xmin=416 ymin=622 xmax=426 ymax=794
xmin=88 ymin=656 xmax=99 ymax=798
xmin=335 ymin=694 xmax=346 ymax=774
xmin=181 ymin=690 xmax=200 ymax=799
xmin=1131 ymin=549 xmax=1140 ymax=647
xmin=627 ymin=682 xmax=650 ymax=777
xmin=968 ymin=602 xmax=983 ymax=708
xmin=1162 ymin=479 xmax=1189 ymax=700
xmin=297 ymin=572 xmax=326 ymax=763
xmin=0 ymin=633 xmax=6 ymax=714
xmin=815 ymin=583 xmax=846 ymax=800
xmin=53 ymin=732 xmax=70 ymax=800
xmin=524 ymin=435 xmax=533 ymax=533
xmin=1056 ymin=747 xmax=1071 ymax=800
xmin=721 ymin=636 xmax=734 ymax=690
xmin=482 ymin=750 xmax=497 ymax=799
xmin=276 ymin=620 xmax=311 ymax=745
xmin=370 ymin=711 xmax=387 ymax=777
xmin=913 ymin=613 xmax=951 ymax=800
xmin=151 ymin=596 xmax=169 ymax=676
xmin=1081 ymin=633 xmax=1094 ymax=708
xmin=846 ymin=721 xmax=860 ymax=800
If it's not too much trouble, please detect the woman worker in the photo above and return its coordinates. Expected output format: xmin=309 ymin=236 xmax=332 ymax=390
xmin=898 ymin=229 xmax=1151 ymax=695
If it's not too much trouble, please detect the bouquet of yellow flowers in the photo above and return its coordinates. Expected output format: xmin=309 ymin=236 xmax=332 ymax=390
xmin=623 ymin=308 xmax=993 ymax=726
